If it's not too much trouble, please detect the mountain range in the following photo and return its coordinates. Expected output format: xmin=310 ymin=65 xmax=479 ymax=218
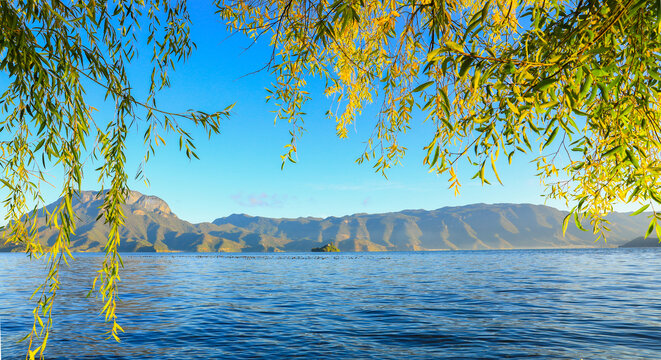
xmin=0 ymin=191 xmax=651 ymax=252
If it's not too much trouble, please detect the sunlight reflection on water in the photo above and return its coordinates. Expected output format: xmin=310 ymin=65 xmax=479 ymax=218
xmin=1 ymin=249 xmax=661 ymax=359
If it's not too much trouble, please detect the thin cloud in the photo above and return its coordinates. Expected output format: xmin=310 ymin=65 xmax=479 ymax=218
xmin=309 ymin=182 xmax=406 ymax=191
xmin=231 ymin=193 xmax=287 ymax=207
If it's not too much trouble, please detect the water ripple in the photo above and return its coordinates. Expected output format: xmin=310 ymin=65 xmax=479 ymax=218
xmin=1 ymin=249 xmax=661 ymax=359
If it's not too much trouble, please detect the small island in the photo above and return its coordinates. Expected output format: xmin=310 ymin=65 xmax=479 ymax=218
xmin=311 ymin=242 xmax=340 ymax=252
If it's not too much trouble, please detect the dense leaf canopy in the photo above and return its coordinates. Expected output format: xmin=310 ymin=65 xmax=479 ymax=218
xmin=217 ymin=0 xmax=661 ymax=237
xmin=2 ymin=0 xmax=660 ymax=358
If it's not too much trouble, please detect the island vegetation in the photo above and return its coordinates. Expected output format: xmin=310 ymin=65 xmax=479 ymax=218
xmin=311 ymin=242 xmax=341 ymax=252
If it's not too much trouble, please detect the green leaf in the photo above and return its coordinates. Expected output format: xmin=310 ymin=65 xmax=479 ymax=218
xmin=533 ymin=78 xmax=557 ymax=92
xmin=0 ymin=179 xmax=15 ymax=191
xmin=645 ymin=217 xmax=655 ymax=238
xmin=542 ymin=127 xmax=558 ymax=149
xmin=539 ymin=101 xmax=558 ymax=109
xmin=413 ymin=81 xmax=434 ymax=93
xmin=574 ymin=212 xmax=587 ymax=231
xmin=602 ymin=145 xmax=623 ymax=158
xmin=562 ymin=213 xmax=570 ymax=235
xmin=651 ymin=191 xmax=661 ymax=204
xmin=459 ymin=57 xmax=473 ymax=78
xmin=431 ymin=146 xmax=440 ymax=166
xmin=445 ymin=41 xmax=464 ymax=53
xmin=572 ymin=109 xmax=590 ymax=117
xmin=579 ymin=75 xmax=593 ymax=99
xmin=427 ymin=48 xmax=442 ymax=63
xmin=480 ymin=0 xmax=491 ymax=21
xmin=440 ymin=88 xmax=451 ymax=113
xmin=463 ymin=11 xmax=483 ymax=40
xmin=649 ymin=69 xmax=661 ymax=82
xmin=490 ymin=154 xmax=502 ymax=185
xmin=625 ymin=149 xmax=639 ymax=168
xmin=631 ymin=204 xmax=649 ymax=216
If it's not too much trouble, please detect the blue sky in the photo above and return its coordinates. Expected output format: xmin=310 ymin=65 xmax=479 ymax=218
xmin=4 ymin=2 xmax=577 ymax=223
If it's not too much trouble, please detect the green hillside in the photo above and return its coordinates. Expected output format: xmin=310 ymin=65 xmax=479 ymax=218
xmin=619 ymin=237 xmax=661 ymax=248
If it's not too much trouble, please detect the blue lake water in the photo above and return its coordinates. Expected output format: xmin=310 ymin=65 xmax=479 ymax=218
xmin=1 ymin=249 xmax=661 ymax=359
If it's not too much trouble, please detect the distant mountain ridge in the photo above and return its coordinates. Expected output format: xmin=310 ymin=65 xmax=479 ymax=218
xmin=619 ymin=237 xmax=661 ymax=248
xmin=0 ymin=191 xmax=650 ymax=252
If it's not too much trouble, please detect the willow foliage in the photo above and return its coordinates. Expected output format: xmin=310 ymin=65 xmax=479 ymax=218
xmin=0 ymin=1 xmax=230 ymax=359
xmin=2 ymin=0 xmax=661 ymax=358
xmin=217 ymin=0 xmax=661 ymax=237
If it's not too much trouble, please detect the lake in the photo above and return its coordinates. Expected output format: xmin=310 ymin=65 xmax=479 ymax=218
xmin=1 ymin=249 xmax=661 ymax=359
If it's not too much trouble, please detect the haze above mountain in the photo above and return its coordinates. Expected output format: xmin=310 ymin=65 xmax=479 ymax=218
xmin=0 ymin=191 xmax=650 ymax=252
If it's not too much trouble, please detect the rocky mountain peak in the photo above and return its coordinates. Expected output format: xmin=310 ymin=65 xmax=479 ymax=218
xmin=74 ymin=190 xmax=101 ymax=204
xmin=68 ymin=190 xmax=172 ymax=216
xmin=126 ymin=191 xmax=172 ymax=215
